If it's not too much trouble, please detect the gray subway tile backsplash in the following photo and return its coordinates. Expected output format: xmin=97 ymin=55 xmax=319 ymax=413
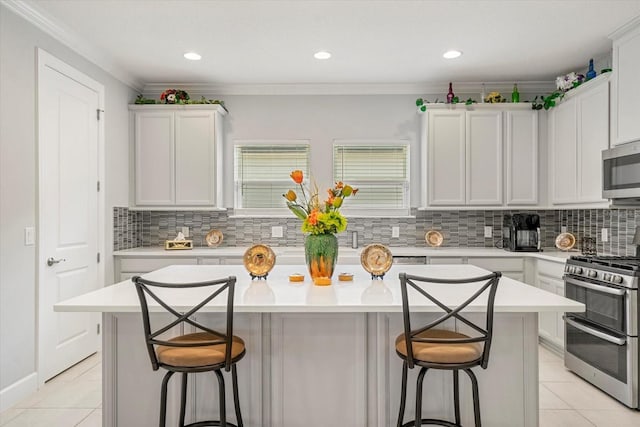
xmin=113 ymin=207 xmax=640 ymax=256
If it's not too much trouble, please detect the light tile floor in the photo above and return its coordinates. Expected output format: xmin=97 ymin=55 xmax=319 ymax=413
xmin=1 ymin=346 xmax=639 ymax=426
xmin=538 ymin=345 xmax=640 ymax=427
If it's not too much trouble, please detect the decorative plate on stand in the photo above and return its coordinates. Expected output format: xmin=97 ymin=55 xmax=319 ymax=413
xmin=205 ymin=229 xmax=224 ymax=247
xmin=243 ymin=244 xmax=276 ymax=279
xmin=555 ymin=233 xmax=576 ymax=251
xmin=425 ymin=230 xmax=444 ymax=247
xmin=361 ymin=244 xmax=393 ymax=278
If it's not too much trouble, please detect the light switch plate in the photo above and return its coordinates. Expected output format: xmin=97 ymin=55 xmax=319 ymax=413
xmin=272 ymin=226 xmax=283 ymax=238
xmin=392 ymin=226 xmax=400 ymax=238
xmin=561 ymin=226 xmax=568 ymax=233
xmin=24 ymin=227 xmax=35 ymax=246
xmin=601 ymin=228 xmax=608 ymax=242
xmin=181 ymin=226 xmax=189 ymax=238
xmin=484 ymin=226 xmax=492 ymax=238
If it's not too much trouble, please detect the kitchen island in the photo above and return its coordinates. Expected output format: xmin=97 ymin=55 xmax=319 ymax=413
xmin=55 ymin=264 xmax=584 ymax=427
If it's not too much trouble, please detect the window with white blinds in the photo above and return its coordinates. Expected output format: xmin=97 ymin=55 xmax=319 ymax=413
xmin=333 ymin=143 xmax=409 ymax=210
xmin=234 ymin=143 xmax=310 ymax=209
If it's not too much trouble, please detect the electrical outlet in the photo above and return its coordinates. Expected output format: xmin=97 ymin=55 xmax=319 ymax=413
xmin=601 ymin=228 xmax=609 ymax=242
xmin=484 ymin=226 xmax=492 ymax=238
xmin=392 ymin=226 xmax=400 ymax=238
xmin=561 ymin=226 xmax=568 ymax=233
xmin=272 ymin=226 xmax=283 ymax=238
xmin=181 ymin=226 xmax=189 ymax=238
xmin=24 ymin=227 xmax=35 ymax=246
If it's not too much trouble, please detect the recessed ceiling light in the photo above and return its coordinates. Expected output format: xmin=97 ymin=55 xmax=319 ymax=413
xmin=184 ymin=52 xmax=202 ymax=61
xmin=314 ymin=51 xmax=332 ymax=60
xmin=443 ymin=50 xmax=462 ymax=59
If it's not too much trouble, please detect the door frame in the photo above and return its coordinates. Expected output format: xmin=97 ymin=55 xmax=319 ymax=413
xmin=36 ymin=48 xmax=105 ymax=385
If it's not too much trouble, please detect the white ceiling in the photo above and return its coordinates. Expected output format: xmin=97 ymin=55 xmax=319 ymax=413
xmin=14 ymin=0 xmax=640 ymax=90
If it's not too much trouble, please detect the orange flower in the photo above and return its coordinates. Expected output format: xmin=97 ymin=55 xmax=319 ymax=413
xmin=290 ymin=170 xmax=304 ymax=184
xmin=335 ymin=181 xmax=344 ymax=189
xmin=307 ymin=208 xmax=319 ymax=225
xmin=284 ymin=190 xmax=297 ymax=201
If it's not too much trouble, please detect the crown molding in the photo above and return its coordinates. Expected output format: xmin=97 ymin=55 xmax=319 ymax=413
xmin=2 ymin=0 xmax=144 ymax=91
xmin=609 ymin=14 xmax=640 ymax=40
xmin=143 ymin=81 xmax=555 ymax=97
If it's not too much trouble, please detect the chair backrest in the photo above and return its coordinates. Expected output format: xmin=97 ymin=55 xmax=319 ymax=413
xmin=399 ymin=271 xmax=501 ymax=369
xmin=132 ymin=275 xmax=237 ymax=371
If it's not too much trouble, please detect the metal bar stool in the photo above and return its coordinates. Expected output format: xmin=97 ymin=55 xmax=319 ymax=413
xmin=133 ymin=275 xmax=245 ymax=427
xmin=396 ymin=271 xmax=501 ymax=427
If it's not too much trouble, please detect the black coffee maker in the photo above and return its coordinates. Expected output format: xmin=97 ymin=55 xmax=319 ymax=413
xmin=503 ymin=214 xmax=541 ymax=252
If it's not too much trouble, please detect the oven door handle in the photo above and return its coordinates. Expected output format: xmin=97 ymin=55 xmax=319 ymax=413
xmin=564 ymin=277 xmax=627 ymax=296
xmin=564 ymin=316 xmax=627 ymax=346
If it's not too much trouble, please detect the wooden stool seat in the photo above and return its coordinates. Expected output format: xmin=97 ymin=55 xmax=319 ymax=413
xmin=157 ymin=332 xmax=246 ymax=368
xmin=395 ymin=330 xmax=482 ymax=365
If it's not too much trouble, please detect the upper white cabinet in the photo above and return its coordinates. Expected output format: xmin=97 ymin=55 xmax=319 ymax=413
xmin=548 ymin=74 xmax=609 ymax=205
xmin=610 ymin=17 xmax=640 ymax=146
xmin=130 ymin=105 xmax=226 ymax=207
xmin=424 ymin=105 xmax=537 ymax=207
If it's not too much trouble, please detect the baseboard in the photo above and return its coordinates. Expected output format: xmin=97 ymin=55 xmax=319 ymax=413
xmin=538 ymin=337 xmax=564 ymax=358
xmin=0 ymin=372 xmax=38 ymax=412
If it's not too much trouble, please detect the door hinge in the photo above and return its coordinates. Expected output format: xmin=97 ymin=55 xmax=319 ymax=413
xmin=97 ymin=324 xmax=101 ymax=335
xmin=97 ymin=252 xmax=100 ymax=263
xmin=96 ymin=109 xmax=104 ymax=120
xmin=97 ymin=181 xmax=100 ymax=192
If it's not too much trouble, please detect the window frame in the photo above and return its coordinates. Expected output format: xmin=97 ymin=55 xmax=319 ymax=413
xmin=332 ymin=139 xmax=411 ymax=217
xmin=233 ymin=139 xmax=311 ymax=216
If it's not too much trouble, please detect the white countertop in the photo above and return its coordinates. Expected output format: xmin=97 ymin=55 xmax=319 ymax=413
xmin=113 ymin=246 xmax=577 ymax=264
xmin=55 ymin=264 xmax=584 ymax=314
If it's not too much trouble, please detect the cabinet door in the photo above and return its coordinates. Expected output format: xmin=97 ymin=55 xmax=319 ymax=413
xmin=135 ymin=112 xmax=175 ymax=205
xmin=427 ymin=111 xmax=466 ymax=205
xmin=612 ymin=26 xmax=640 ymax=146
xmin=577 ymin=82 xmax=609 ymax=202
xmin=537 ymin=276 xmax=558 ymax=343
xmin=466 ymin=111 xmax=503 ymax=205
xmin=175 ymin=111 xmax=216 ymax=205
xmin=505 ymin=111 xmax=538 ymax=205
xmin=549 ymin=98 xmax=578 ymax=204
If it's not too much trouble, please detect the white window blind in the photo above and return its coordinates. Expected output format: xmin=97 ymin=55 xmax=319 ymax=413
xmin=333 ymin=143 xmax=409 ymax=209
xmin=235 ymin=144 xmax=310 ymax=209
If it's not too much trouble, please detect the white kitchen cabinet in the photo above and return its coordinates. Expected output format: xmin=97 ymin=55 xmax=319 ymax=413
xmin=424 ymin=105 xmax=537 ymax=207
xmin=610 ymin=17 xmax=640 ymax=146
xmin=130 ymin=105 xmax=226 ymax=207
xmin=549 ymin=74 xmax=609 ymax=205
xmin=505 ymin=110 xmax=538 ymax=205
xmin=427 ymin=110 xmax=466 ymax=205
xmin=466 ymin=111 xmax=503 ymax=205
xmin=535 ymin=259 xmax=566 ymax=351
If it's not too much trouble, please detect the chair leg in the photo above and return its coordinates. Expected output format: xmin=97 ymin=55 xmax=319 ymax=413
xmin=231 ymin=364 xmax=244 ymax=427
xmin=397 ymin=360 xmax=408 ymax=427
xmin=179 ymin=372 xmax=188 ymax=427
xmin=415 ymin=367 xmax=428 ymax=427
xmin=214 ymin=369 xmax=227 ymax=427
xmin=464 ymin=368 xmax=482 ymax=427
xmin=453 ymin=370 xmax=460 ymax=425
xmin=159 ymin=371 xmax=174 ymax=427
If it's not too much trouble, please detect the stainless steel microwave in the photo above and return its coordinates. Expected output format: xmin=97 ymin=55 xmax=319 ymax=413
xmin=602 ymin=141 xmax=640 ymax=201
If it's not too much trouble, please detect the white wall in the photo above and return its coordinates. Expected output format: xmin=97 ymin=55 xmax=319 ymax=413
xmin=0 ymin=5 xmax=134 ymax=408
xmin=217 ymin=94 xmax=421 ymax=207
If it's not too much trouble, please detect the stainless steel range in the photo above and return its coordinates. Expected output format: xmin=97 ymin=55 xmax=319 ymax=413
xmin=563 ymin=255 xmax=639 ymax=409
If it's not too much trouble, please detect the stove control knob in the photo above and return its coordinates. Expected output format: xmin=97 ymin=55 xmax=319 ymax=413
xmin=612 ymin=275 xmax=623 ymax=284
xmin=587 ymin=270 xmax=597 ymax=278
xmin=574 ymin=267 xmax=583 ymax=274
xmin=603 ymin=273 xmax=611 ymax=281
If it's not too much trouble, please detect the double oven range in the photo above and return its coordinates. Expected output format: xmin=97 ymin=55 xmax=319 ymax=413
xmin=563 ymin=255 xmax=639 ymax=409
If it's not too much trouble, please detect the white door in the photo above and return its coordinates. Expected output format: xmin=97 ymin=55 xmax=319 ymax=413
xmin=37 ymin=50 xmax=102 ymax=381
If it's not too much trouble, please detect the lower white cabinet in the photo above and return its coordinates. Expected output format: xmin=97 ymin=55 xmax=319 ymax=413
xmin=104 ymin=311 xmax=540 ymax=427
xmin=534 ymin=260 xmax=566 ymax=350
